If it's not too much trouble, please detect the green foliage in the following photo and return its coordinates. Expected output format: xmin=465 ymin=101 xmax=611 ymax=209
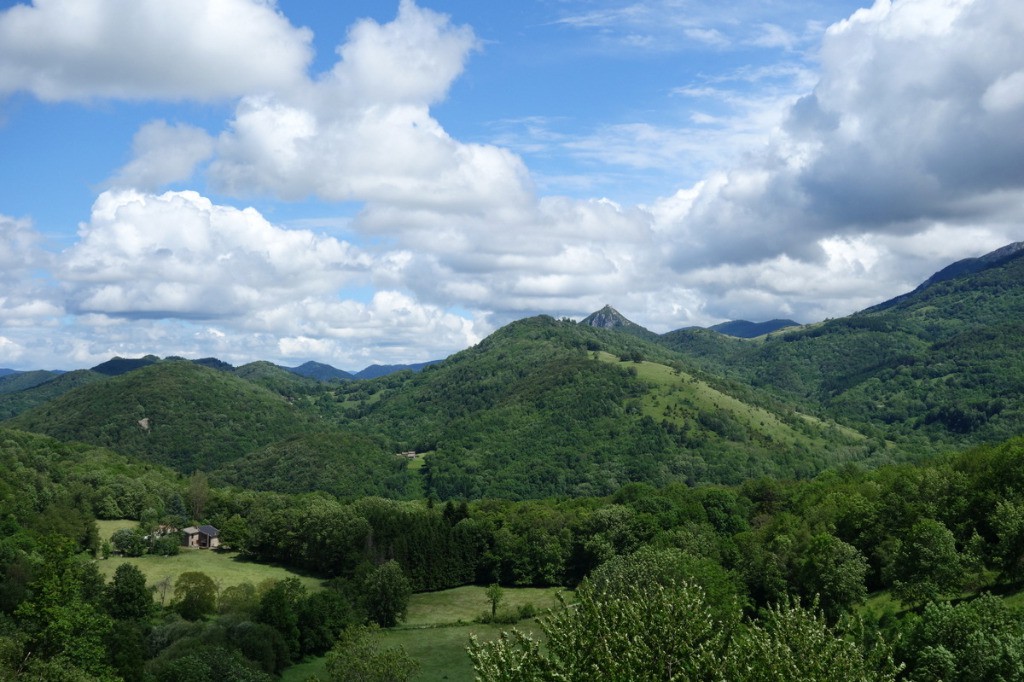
xmin=887 ymin=519 xmax=965 ymax=607
xmin=110 ymin=527 xmax=147 ymax=557
xmin=364 ymin=560 xmax=412 ymax=628
xmin=174 ymin=571 xmax=218 ymax=621
xmin=485 ymin=583 xmax=504 ymax=618
xmin=325 ymin=624 xmax=419 ymax=682
xmin=105 ymin=563 xmax=153 ymax=620
xmin=798 ymin=533 xmax=869 ymax=622
xmin=661 ymin=253 xmax=1024 ymax=450
xmin=990 ymin=498 xmax=1024 ymax=583
xmin=0 ymin=369 xmax=105 ymax=420
xmin=14 ymin=539 xmax=116 ymax=680
xmin=471 ymin=553 xmax=896 ymax=682
xmin=722 ymin=600 xmax=901 ymax=681
xmin=893 ymin=594 xmax=1024 ymax=682
xmin=256 ymin=578 xmax=306 ymax=661
xmin=6 ymin=361 xmax=321 ymax=472
xmin=212 ymin=432 xmax=411 ymax=499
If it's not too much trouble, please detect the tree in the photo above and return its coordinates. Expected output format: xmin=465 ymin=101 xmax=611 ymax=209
xmin=106 ymin=618 xmax=150 ymax=682
xmin=105 ymin=562 xmax=153 ymax=620
xmin=173 ymin=571 xmax=217 ymax=620
xmin=990 ymin=499 xmax=1024 ymax=584
xmin=256 ymin=578 xmax=305 ymax=661
xmin=14 ymin=539 xmax=115 ymax=679
xmin=470 ymin=548 xmax=900 ymax=682
xmin=471 ymin=577 xmax=726 ymax=680
xmin=110 ymin=527 xmax=146 ymax=557
xmin=188 ymin=471 xmax=210 ymax=521
xmin=298 ymin=589 xmax=357 ymax=656
xmin=219 ymin=582 xmax=259 ymax=616
xmin=799 ymin=533 xmax=869 ymax=622
xmin=894 ymin=593 xmax=1024 ymax=682
xmin=364 ymin=560 xmax=411 ymax=628
xmin=485 ymin=583 xmax=504 ymax=619
xmin=887 ymin=519 xmax=964 ymax=607
xmin=325 ymin=625 xmax=418 ymax=682
xmin=722 ymin=599 xmax=901 ymax=682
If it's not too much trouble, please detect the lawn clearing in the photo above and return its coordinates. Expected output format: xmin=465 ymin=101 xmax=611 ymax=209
xmin=96 ymin=518 xmax=140 ymax=541
xmin=285 ymin=620 xmax=548 ymax=682
xmin=282 ymin=586 xmax=566 ymax=682
xmin=404 ymin=584 xmax=565 ymax=627
xmin=96 ymin=548 xmax=325 ymax=596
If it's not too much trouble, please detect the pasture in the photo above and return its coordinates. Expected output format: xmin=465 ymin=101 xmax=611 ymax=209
xmin=283 ymin=585 xmax=566 ymax=682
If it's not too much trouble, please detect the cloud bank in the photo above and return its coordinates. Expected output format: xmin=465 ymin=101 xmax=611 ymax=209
xmin=0 ymin=0 xmax=1022 ymax=370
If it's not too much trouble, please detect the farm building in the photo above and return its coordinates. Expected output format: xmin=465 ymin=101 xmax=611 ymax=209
xmin=182 ymin=524 xmax=220 ymax=549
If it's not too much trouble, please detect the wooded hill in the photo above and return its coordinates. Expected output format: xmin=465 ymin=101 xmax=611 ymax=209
xmin=4 ymin=243 xmax=1024 ymax=501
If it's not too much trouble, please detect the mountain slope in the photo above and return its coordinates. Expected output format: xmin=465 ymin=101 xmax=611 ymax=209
xmin=354 ymin=361 xmax=440 ymax=380
xmin=4 ymin=360 xmax=320 ymax=472
xmin=323 ymin=315 xmax=876 ymax=498
xmin=659 ymin=243 xmax=1024 ymax=448
xmin=709 ymin=319 xmax=800 ymax=338
xmin=0 ymin=369 xmax=106 ymax=420
xmin=580 ymin=305 xmax=660 ymax=341
xmin=287 ymin=360 xmax=355 ymax=382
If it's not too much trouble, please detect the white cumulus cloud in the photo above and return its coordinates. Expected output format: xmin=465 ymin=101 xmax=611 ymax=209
xmin=109 ymin=120 xmax=215 ymax=191
xmin=0 ymin=0 xmax=313 ymax=101
xmin=61 ymin=189 xmax=372 ymax=318
xmin=656 ymin=0 xmax=1024 ymax=303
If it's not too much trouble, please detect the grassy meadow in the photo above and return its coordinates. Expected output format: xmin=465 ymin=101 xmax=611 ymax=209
xmin=283 ymin=585 xmax=566 ymax=682
xmin=95 ymin=520 xmax=325 ymax=595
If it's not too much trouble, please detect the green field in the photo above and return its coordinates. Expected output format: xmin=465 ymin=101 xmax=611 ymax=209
xmin=283 ymin=585 xmax=566 ymax=682
xmin=95 ymin=520 xmax=325 ymax=595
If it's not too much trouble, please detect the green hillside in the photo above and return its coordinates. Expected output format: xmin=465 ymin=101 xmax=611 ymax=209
xmin=0 ymin=369 xmax=106 ymax=419
xmin=4 ymin=360 xmax=319 ymax=472
xmin=657 ymin=249 xmax=1024 ymax=449
xmin=212 ymin=431 xmax=413 ymax=499
xmin=320 ymin=316 xmax=877 ymax=499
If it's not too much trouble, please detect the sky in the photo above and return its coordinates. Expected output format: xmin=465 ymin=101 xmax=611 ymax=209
xmin=1 ymin=0 xmax=1023 ymax=371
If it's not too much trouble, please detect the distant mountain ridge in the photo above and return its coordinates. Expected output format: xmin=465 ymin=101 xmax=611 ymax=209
xmin=870 ymin=241 xmax=1024 ymax=312
xmin=578 ymin=305 xmax=798 ymax=340
xmin=76 ymin=355 xmax=438 ymax=382
xmin=4 ymin=241 xmax=1024 ymax=498
xmin=354 ymin=361 xmax=441 ymax=379
xmin=708 ymin=319 xmax=800 ymax=338
xmin=287 ymin=361 xmax=355 ymax=382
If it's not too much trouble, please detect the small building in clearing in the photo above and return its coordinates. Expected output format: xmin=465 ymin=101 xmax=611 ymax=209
xmin=181 ymin=524 xmax=220 ymax=549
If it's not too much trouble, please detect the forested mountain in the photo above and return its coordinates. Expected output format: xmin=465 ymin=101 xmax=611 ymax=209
xmin=287 ymin=360 xmax=356 ymax=381
xmin=0 ymin=369 xmax=63 ymax=395
xmin=5 ymin=360 xmax=324 ymax=472
xmin=708 ymin=319 xmax=800 ymax=338
xmin=657 ymin=244 xmax=1024 ymax=450
xmin=353 ymin=361 xmax=440 ymax=379
xmin=3 ymin=243 xmax=1024 ymax=503
xmin=319 ymin=315 xmax=875 ymax=499
xmin=0 ymin=369 xmax=105 ymax=420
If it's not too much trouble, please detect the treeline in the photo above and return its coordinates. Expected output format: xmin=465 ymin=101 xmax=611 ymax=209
xmin=8 ymin=425 xmax=1024 ymax=679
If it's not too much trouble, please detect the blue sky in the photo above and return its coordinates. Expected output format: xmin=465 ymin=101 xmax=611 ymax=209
xmin=1 ymin=0 xmax=1022 ymax=370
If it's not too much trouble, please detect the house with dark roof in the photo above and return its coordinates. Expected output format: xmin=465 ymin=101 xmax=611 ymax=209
xmin=182 ymin=524 xmax=220 ymax=549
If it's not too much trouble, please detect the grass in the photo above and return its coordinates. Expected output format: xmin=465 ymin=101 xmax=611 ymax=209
xmin=403 ymin=585 xmax=564 ymax=626
xmin=95 ymin=520 xmax=325 ymax=595
xmin=592 ymin=352 xmax=867 ymax=452
xmin=282 ymin=585 xmax=567 ymax=682
xmin=96 ymin=518 xmax=140 ymax=540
